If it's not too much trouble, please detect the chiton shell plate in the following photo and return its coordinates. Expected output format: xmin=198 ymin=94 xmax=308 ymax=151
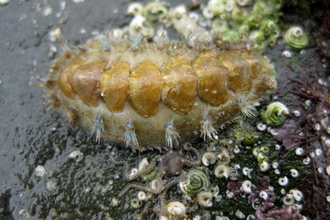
xmin=46 ymin=37 xmax=277 ymax=150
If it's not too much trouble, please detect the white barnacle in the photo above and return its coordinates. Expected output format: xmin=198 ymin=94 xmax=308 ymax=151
xmin=237 ymin=95 xmax=257 ymax=118
xmin=67 ymin=150 xmax=84 ymax=162
xmin=241 ymin=180 xmax=252 ymax=194
xmin=200 ymin=108 xmax=218 ymax=141
xmin=35 ymin=165 xmax=46 ymax=177
xmin=326 ymin=165 xmax=330 ymax=176
xmin=19 ymin=209 xmax=31 ymax=218
xmin=166 ymin=201 xmax=186 ymax=217
xmin=89 ymin=112 xmax=105 ymax=144
xmin=165 ymin=119 xmax=180 ymax=148
xmin=278 ymin=176 xmax=289 ymax=186
xmin=202 ymin=152 xmax=217 ymax=166
xmin=124 ymin=118 xmax=139 ymax=148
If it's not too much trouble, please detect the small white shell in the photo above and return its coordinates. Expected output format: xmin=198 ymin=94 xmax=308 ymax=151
xmin=166 ymin=201 xmax=186 ymax=217
xmin=303 ymin=157 xmax=311 ymax=165
xmin=202 ymin=152 xmax=217 ymax=166
xmin=241 ymin=180 xmax=252 ymax=194
xmin=315 ymin=148 xmax=323 ymax=156
xmin=259 ymin=191 xmax=268 ymax=200
xmin=196 ymin=191 xmax=213 ymax=207
xmin=278 ymin=176 xmax=289 ymax=186
xmin=282 ymin=194 xmax=295 ymax=206
xmin=289 ymin=189 xmax=303 ymax=202
xmin=137 ymin=191 xmax=146 ymax=201
xmin=295 ymin=148 xmax=304 ymax=156
xmin=257 ymin=123 xmax=267 ymax=131
xmin=138 ymin=158 xmax=149 ymax=171
xmin=326 ymin=195 xmax=330 ymax=203
xmin=130 ymin=168 xmax=139 ymax=176
xmin=259 ymin=161 xmax=270 ymax=172
xmin=290 ymin=169 xmax=299 ymax=178
xmin=214 ymin=164 xmax=230 ymax=179
xmin=242 ymin=167 xmax=252 ymax=179
xmin=67 ymin=150 xmax=84 ymax=162
xmin=35 ymin=165 xmax=46 ymax=177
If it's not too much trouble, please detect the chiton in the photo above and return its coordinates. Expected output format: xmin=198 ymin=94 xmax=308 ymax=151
xmin=46 ymin=36 xmax=277 ymax=151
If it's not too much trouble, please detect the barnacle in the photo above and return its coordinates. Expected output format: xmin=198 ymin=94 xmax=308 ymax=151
xmin=284 ymin=27 xmax=309 ymax=50
xmin=261 ymin=101 xmax=289 ymax=127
